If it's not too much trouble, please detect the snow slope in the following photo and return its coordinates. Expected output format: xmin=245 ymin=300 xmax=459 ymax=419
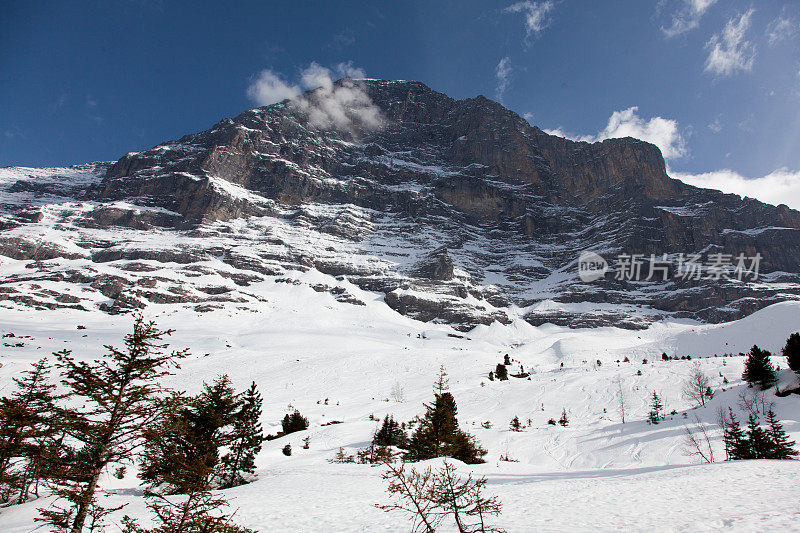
xmin=0 ymin=271 xmax=798 ymax=531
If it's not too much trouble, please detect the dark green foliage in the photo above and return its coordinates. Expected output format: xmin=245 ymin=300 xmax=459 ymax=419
xmin=723 ymin=409 xmax=748 ymax=460
xmin=741 ymin=345 xmax=777 ymax=390
xmin=373 ymin=415 xmax=407 ymax=448
xmin=121 ymin=489 xmax=255 ymax=533
xmin=219 ymin=382 xmax=265 ymax=489
xmin=487 ymin=371 xmax=494 ymax=381
xmin=40 ymin=316 xmax=187 ymax=533
xmin=764 ymin=409 xmax=797 ymax=460
xmin=138 ymin=394 xmax=214 ymax=495
xmin=405 ymin=392 xmax=486 ymax=464
xmin=558 ymin=409 xmax=569 ymax=427
xmin=503 ymin=354 xmax=511 ymax=365
xmin=783 ymin=332 xmax=800 ymax=374
xmin=745 ymin=413 xmax=770 ymax=458
xmin=357 ymin=444 xmax=396 ymax=464
xmin=648 ymin=391 xmax=663 ymax=424
xmin=724 ymin=408 xmax=797 ymax=460
xmin=0 ymin=358 xmax=64 ymax=504
xmin=281 ymin=444 xmax=292 ymax=456
xmin=140 ymin=376 xmax=263 ymax=493
xmin=281 ymin=410 xmax=309 ymax=435
xmin=509 ymin=416 xmax=522 ymax=432
xmin=494 ymin=364 xmax=508 ymax=381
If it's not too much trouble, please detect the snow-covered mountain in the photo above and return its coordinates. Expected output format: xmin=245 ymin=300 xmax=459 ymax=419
xmin=2 ymin=79 xmax=800 ymax=331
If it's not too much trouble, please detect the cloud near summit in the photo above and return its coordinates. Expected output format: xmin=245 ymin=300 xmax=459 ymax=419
xmin=545 ymin=106 xmax=686 ymax=161
xmin=246 ymin=62 xmax=381 ymax=131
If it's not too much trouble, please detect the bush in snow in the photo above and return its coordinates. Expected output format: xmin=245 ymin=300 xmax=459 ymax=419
xmin=376 ymin=459 xmax=503 ymax=533
xmin=282 ymin=410 xmax=309 ymax=434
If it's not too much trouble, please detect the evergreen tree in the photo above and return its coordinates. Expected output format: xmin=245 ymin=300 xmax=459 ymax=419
xmin=140 ymin=375 xmax=241 ymax=493
xmin=723 ymin=408 xmax=748 ymax=460
xmin=281 ymin=410 xmax=309 ymax=435
xmin=39 ymin=316 xmax=188 ymax=533
xmin=745 ymin=413 xmax=770 ymax=459
xmin=433 ymin=366 xmax=450 ymax=394
xmin=406 ymin=392 xmax=486 ymax=464
xmin=764 ymin=409 xmax=798 ymax=460
xmin=509 ymin=416 xmax=522 ymax=432
xmin=782 ymin=332 xmax=800 ymax=375
xmin=139 ymin=394 xmax=213 ymax=495
xmin=374 ymin=415 xmax=406 ymax=448
xmin=494 ymin=364 xmax=508 ymax=381
xmin=0 ymin=358 xmax=64 ymax=503
xmin=741 ymin=345 xmax=777 ymax=390
xmin=648 ymin=391 xmax=663 ymax=424
xmin=558 ymin=409 xmax=569 ymax=427
xmin=219 ymin=382 xmax=264 ymax=488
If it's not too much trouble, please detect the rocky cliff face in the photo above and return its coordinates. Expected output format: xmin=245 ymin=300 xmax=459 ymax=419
xmin=2 ymin=79 xmax=799 ymax=329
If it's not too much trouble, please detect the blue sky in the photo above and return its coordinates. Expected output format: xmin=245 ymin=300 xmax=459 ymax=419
xmin=1 ymin=1 xmax=799 ymax=205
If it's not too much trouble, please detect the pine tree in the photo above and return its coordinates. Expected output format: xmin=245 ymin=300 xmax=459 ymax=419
xmin=745 ymin=413 xmax=770 ymax=459
xmin=281 ymin=410 xmax=309 ymax=435
xmin=219 ymin=382 xmax=264 ymax=488
xmin=139 ymin=393 xmax=213 ymax=494
xmin=509 ymin=416 xmax=522 ymax=432
xmin=406 ymin=392 xmax=486 ymax=464
xmin=36 ymin=316 xmax=187 ymax=533
xmin=723 ymin=408 xmax=748 ymax=460
xmin=0 ymin=358 xmax=67 ymax=504
xmin=741 ymin=345 xmax=777 ymax=390
xmin=433 ymin=366 xmax=450 ymax=394
xmin=140 ymin=376 xmax=241 ymax=494
xmin=764 ymin=409 xmax=798 ymax=460
xmin=558 ymin=408 xmax=569 ymax=427
xmin=374 ymin=415 xmax=406 ymax=448
xmin=648 ymin=391 xmax=663 ymax=424
xmin=782 ymin=332 xmax=800 ymax=375
xmin=494 ymin=363 xmax=508 ymax=381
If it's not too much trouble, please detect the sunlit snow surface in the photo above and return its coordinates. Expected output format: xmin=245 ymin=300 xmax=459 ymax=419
xmin=0 ymin=272 xmax=798 ymax=531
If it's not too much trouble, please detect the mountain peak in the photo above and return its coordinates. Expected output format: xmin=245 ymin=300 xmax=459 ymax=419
xmin=2 ymin=80 xmax=799 ymax=329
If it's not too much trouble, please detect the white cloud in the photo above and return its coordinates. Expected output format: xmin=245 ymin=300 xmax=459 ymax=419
xmin=672 ymin=168 xmax=800 ymax=210
xmin=660 ymin=0 xmax=717 ymax=38
xmin=704 ymin=9 xmax=756 ymax=77
xmin=246 ymin=62 xmax=381 ymax=132
xmin=707 ymin=116 xmax=722 ymax=133
xmin=246 ymin=70 xmax=301 ymax=106
xmin=334 ymin=61 xmax=366 ymax=79
xmin=544 ymin=106 xmax=687 ymax=160
xmin=495 ymin=57 xmax=512 ymax=101
xmin=504 ymin=1 xmax=554 ymax=43
xmin=766 ymin=14 xmax=796 ymax=46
